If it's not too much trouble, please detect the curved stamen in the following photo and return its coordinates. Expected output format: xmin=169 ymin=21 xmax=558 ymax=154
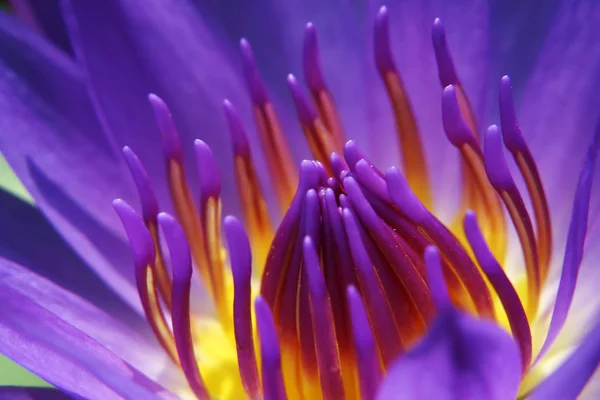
xmin=224 ymin=100 xmax=273 ymax=269
xmin=347 ymin=286 xmax=381 ymax=400
xmin=303 ymin=23 xmax=345 ymax=149
xmin=256 ymin=296 xmax=287 ymax=400
xmin=224 ymin=216 xmax=260 ymax=399
xmin=303 ymin=236 xmax=345 ymax=400
xmin=423 ymin=246 xmax=451 ymax=311
xmin=113 ymin=199 xmax=178 ymax=364
xmin=442 ymin=85 xmax=507 ymax=261
xmin=195 ymin=140 xmax=229 ymax=327
xmin=464 ymin=211 xmax=532 ymax=371
xmin=240 ymin=39 xmax=297 ymax=210
xmin=483 ymin=125 xmax=540 ymax=317
xmin=342 ymin=207 xmax=403 ymax=365
xmin=287 ymin=74 xmax=338 ymax=173
xmin=122 ymin=146 xmax=172 ymax=308
xmin=374 ymin=6 xmax=432 ymax=208
xmin=159 ymin=212 xmax=209 ymax=400
xmin=499 ymin=76 xmax=553 ymax=278
xmin=386 ymin=166 xmax=496 ymax=319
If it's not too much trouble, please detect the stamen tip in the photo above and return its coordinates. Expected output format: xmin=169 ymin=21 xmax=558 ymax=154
xmin=484 ymin=125 xmax=513 ymax=190
xmin=424 ymin=245 xmax=451 ymax=310
xmin=303 ymin=22 xmax=326 ymax=92
xmin=195 ymin=140 xmax=222 ymax=201
xmin=121 ymin=146 xmax=159 ymax=221
xmin=374 ymin=5 xmax=395 ymax=74
xmin=148 ymin=93 xmax=183 ymax=160
xmin=385 ymin=166 xmax=428 ymax=223
xmin=240 ymin=38 xmax=269 ymax=106
xmin=442 ymin=85 xmax=474 ymax=146
xmin=224 ymin=215 xmax=252 ymax=284
xmin=113 ymin=198 xmax=155 ymax=268
xmin=287 ymin=74 xmax=317 ymax=125
xmin=223 ymin=99 xmax=251 ymax=156
xmin=431 ymin=19 xmax=459 ymax=87
xmin=498 ymin=75 xmax=527 ymax=152
xmin=158 ymin=212 xmax=192 ymax=281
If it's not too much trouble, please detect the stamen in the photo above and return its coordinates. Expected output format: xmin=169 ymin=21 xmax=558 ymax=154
xmin=224 ymin=100 xmax=273 ymax=269
xmin=499 ymin=76 xmax=552 ymax=278
xmin=240 ymin=39 xmax=297 ymax=210
xmin=374 ymin=6 xmax=432 ymax=208
xmin=342 ymin=207 xmax=404 ymax=365
xmin=158 ymin=212 xmax=209 ymax=400
xmin=122 ymin=146 xmax=172 ymax=308
xmin=224 ymin=216 xmax=260 ymax=399
xmin=303 ymin=23 xmax=345 ymax=149
xmin=483 ymin=125 xmax=540 ymax=317
xmin=386 ymin=166 xmax=496 ymax=319
xmin=255 ymin=296 xmax=287 ymax=400
xmin=344 ymin=176 xmax=434 ymax=323
xmin=195 ymin=140 xmax=229 ymax=328
xmin=423 ymin=246 xmax=451 ymax=311
xmin=287 ymin=74 xmax=338 ymax=173
xmin=148 ymin=94 xmax=216 ymax=307
xmin=303 ymin=236 xmax=345 ymax=400
xmin=330 ymin=152 xmax=349 ymax=181
xmin=113 ymin=199 xmax=178 ymax=364
xmin=442 ymin=85 xmax=507 ymax=261
xmin=464 ymin=211 xmax=532 ymax=370
xmin=347 ymin=286 xmax=381 ymax=400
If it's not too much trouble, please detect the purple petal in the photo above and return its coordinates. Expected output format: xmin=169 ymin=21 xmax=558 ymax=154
xmin=0 ymin=259 xmax=177 ymax=399
xmin=0 ymin=13 xmax=142 ymax=311
xmin=0 ymin=257 xmax=175 ymax=385
xmin=0 ymin=387 xmax=71 ymax=400
xmin=528 ymin=318 xmax=600 ymax=400
xmin=0 ymin=190 xmax=145 ymax=330
xmin=377 ymin=290 xmax=520 ymax=400
xmin=61 ymin=0 xmax=268 ymax=217
xmin=10 ymin=0 xmax=72 ymax=53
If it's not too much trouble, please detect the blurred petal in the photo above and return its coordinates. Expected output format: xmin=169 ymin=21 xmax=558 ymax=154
xmin=0 ymin=189 xmax=146 ymax=328
xmin=0 ymin=257 xmax=174 ymax=384
xmin=62 ymin=0 xmax=262 ymax=216
xmin=0 ymin=387 xmax=70 ymax=400
xmin=10 ymin=0 xmax=72 ymax=53
xmin=376 ymin=310 xmax=521 ymax=400
xmin=0 ymin=13 xmax=142 ymax=311
xmin=528 ymin=318 xmax=600 ymax=399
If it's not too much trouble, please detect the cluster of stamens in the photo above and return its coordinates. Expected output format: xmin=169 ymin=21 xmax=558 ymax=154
xmin=112 ymin=6 xmax=562 ymax=400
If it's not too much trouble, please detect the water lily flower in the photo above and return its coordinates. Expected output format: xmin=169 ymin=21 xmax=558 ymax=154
xmin=0 ymin=0 xmax=600 ymax=399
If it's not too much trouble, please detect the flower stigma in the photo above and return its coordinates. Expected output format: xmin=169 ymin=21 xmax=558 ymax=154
xmin=111 ymin=6 xmax=593 ymax=400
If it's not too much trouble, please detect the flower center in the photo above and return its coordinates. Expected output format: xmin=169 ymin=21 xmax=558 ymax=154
xmin=114 ymin=6 xmax=554 ymax=400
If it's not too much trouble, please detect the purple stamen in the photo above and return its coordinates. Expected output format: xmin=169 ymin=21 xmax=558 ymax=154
xmin=344 ymin=175 xmax=433 ymax=317
xmin=464 ymin=211 xmax=532 ymax=370
xmin=303 ymin=23 xmax=327 ymax=93
xmin=483 ymin=125 xmax=513 ymax=190
xmin=385 ymin=166 xmax=428 ymax=223
xmin=224 ymin=216 xmax=260 ymax=399
xmin=330 ymin=152 xmax=349 ymax=181
xmin=303 ymin=236 xmax=345 ymax=399
xmin=423 ymin=246 xmax=450 ymax=312
xmin=240 ymin=39 xmax=270 ymax=106
xmin=341 ymin=206 xmax=403 ymax=364
xmin=354 ymin=159 xmax=391 ymax=203
xmin=343 ymin=140 xmax=372 ymax=171
xmin=158 ymin=212 xmax=208 ymax=400
xmin=255 ymin=296 xmax=287 ymax=400
xmin=194 ymin=139 xmax=222 ymax=208
xmin=441 ymin=85 xmax=477 ymax=147
xmin=148 ymin=93 xmax=183 ymax=161
xmin=122 ymin=147 xmax=159 ymax=222
xmin=112 ymin=199 xmax=155 ymax=280
xmin=499 ymin=76 xmax=527 ymax=152
xmin=223 ymin=99 xmax=251 ymax=157
xmin=431 ymin=18 xmax=459 ymax=87
xmin=535 ymin=126 xmax=600 ymax=364
xmin=287 ymin=74 xmax=318 ymax=125
xmin=347 ymin=285 xmax=381 ymax=400
xmin=374 ymin=6 xmax=395 ymax=75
